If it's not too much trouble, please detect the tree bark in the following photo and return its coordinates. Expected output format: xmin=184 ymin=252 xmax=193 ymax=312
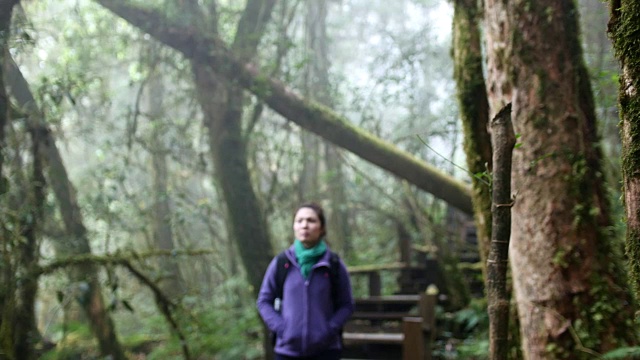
xmin=487 ymin=104 xmax=514 ymax=360
xmin=484 ymin=1 xmax=637 ymax=357
xmin=94 ymin=0 xmax=474 ymax=215
xmin=1 ymin=2 xmax=26 ymax=358
xmin=5 ymin=56 xmax=127 ymax=360
xmin=454 ymin=2 xmax=522 ymax=355
xmin=452 ymin=0 xmax=493 ymax=271
xmin=608 ymin=0 xmax=640 ymax=300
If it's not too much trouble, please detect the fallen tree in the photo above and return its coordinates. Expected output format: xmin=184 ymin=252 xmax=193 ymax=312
xmin=94 ymin=0 xmax=473 ymax=215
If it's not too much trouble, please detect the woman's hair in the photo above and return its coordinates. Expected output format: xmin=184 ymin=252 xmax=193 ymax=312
xmin=294 ymin=202 xmax=326 ymax=230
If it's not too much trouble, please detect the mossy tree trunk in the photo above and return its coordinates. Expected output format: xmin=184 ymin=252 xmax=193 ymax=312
xmin=1 ymin=2 xmax=27 ymax=358
xmin=452 ymin=0 xmax=493 ymax=276
xmin=0 ymin=0 xmax=17 ymax=180
xmin=453 ymin=1 xmax=523 ymax=356
xmin=4 ymin=116 xmax=45 ymax=360
xmin=183 ymin=2 xmax=277 ymax=358
xmin=608 ymin=0 xmax=640 ymax=300
xmin=185 ymin=0 xmax=277 ymax=295
xmin=5 ymin=56 xmax=127 ymax=360
xmin=484 ymin=1 xmax=637 ymax=357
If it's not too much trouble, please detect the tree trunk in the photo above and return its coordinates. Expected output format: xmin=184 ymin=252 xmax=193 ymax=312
xmin=487 ymin=104 xmax=514 ymax=360
xmin=484 ymin=1 xmax=637 ymax=357
xmin=452 ymin=0 xmax=492 ymax=266
xmin=299 ymin=132 xmax=321 ymax=202
xmin=325 ymin=145 xmax=351 ymax=256
xmin=94 ymin=0 xmax=474 ymax=215
xmin=147 ymin=66 xmax=186 ymax=299
xmin=5 ymin=56 xmax=126 ymax=360
xmin=188 ymin=0 xmax=277 ymax=295
xmin=0 ymin=0 xmax=18 ymax=181
xmin=608 ymin=0 xmax=640 ymax=300
xmin=0 ymin=156 xmax=40 ymax=360
xmin=193 ymin=68 xmax=273 ymax=293
xmin=304 ymin=0 xmax=352 ymax=256
xmin=454 ymin=1 xmax=523 ymax=356
xmin=1 ymin=3 xmax=29 ymax=358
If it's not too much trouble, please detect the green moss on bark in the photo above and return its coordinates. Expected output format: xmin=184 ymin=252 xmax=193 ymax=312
xmin=452 ymin=0 xmax=492 ymax=263
xmin=610 ymin=0 xmax=640 ymax=301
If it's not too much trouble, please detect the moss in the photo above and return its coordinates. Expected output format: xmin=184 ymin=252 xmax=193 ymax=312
xmin=610 ymin=0 xmax=640 ymax=303
xmin=0 ymin=303 xmax=17 ymax=360
xmin=610 ymin=1 xmax=640 ymax=94
xmin=565 ymin=153 xmax=592 ymax=227
xmin=580 ymin=221 xmax=638 ymax=350
xmin=611 ymin=1 xmax=640 ymax=175
xmin=560 ymin=145 xmax=635 ymax=349
xmin=532 ymin=115 xmax=549 ymax=129
xmin=552 ymin=247 xmax=569 ymax=268
xmin=452 ymin=0 xmax=492 ymax=262
xmin=627 ymin=229 xmax=640 ymax=298
xmin=620 ymin=94 xmax=640 ymax=179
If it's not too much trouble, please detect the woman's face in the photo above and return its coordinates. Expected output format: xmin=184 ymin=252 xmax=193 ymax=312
xmin=293 ymin=207 xmax=325 ymax=248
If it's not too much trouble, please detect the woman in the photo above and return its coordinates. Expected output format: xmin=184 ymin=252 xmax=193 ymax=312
xmin=257 ymin=203 xmax=354 ymax=360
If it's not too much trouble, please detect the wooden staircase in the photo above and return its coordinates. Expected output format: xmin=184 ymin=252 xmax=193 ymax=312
xmin=340 ymin=218 xmax=480 ymax=359
xmin=342 ymin=267 xmax=437 ymax=360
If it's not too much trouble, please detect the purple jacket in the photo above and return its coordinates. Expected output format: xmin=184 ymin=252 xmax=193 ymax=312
xmin=257 ymin=245 xmax=354 ymax=357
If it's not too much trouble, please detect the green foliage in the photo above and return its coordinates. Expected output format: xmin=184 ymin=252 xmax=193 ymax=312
xmin=434 ymin=298 xmax=489 ymax=359
xmin=40 ymin=322 xmax=98 ymax=360
xmin=455 ymin=339 xmax=489 ymax=359
xmin=145 ymin=300 xmax=262 ymax=360
xmin=602 ymin=346 xmax=640 ymax=359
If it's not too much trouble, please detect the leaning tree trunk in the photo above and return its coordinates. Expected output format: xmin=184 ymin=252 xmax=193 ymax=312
xmin=484 ymin=1 xmax=637 ymax=358
xmin=188 ymin=0 xmax=277 ymax=295
xmin=5 ymin=56 xmax=127 ymax=360
xmin=608 ymin=0 xmax=640 ymax=300
xmin=192 ymin=14 xmax=277 ymax=360
xmin=94 ymin=0 xmax=474 ymax=216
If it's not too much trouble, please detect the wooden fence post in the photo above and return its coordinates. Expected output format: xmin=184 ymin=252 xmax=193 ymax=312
xmin=368 ymin=271 xmax=381 ymax=297
xmin=402 ymin=317 xmax=424 ymax=360
xmin=420 ymin=293 xmax=436 ymax=359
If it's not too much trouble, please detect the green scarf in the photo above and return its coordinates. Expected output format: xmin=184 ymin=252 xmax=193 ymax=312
xmin=294 ymin=239 xmax=327 ymax=279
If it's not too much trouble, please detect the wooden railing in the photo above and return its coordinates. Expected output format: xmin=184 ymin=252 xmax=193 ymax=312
xmin=344 ymin=264 xmax=437 ymax=360
xmin=348 ymin=262 xmax=409 ymax=297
